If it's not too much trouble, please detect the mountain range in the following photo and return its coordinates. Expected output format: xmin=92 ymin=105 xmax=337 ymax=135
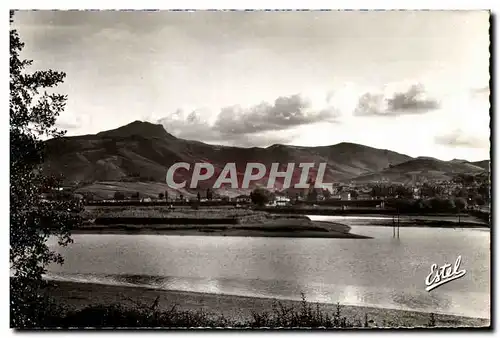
xmin=43 ymin=121 xmax=489 ymax=197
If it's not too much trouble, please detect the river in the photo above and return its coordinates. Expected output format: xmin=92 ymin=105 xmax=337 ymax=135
xmin=45 ymin=216 xmax=490 ymax=319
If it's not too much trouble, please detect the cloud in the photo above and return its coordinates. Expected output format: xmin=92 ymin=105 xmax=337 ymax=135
xmin=387 ymin=84 xmax=440 ymax=112
xmin=55 ymin=121 xmax=80 ymax=130
xmin=471 ymin=86 xmax=490 ymax=98
xmin=55 ymin=114 xmax=84 ymax=131
xmin=158 ymin=92 xmax=340 ymax=147
xmin=213 ymin=94 xmax=340 ymax=135
xmin=158 ymin=109 xmax=220 ymax=141
xmin=355 ymin=84 xmax=440 ymax=116
xmin=434 ymin=129 xmax=489 ymax=149
xmin=354 ymin=93 xmax=385 ymax=116
xmin=158 ymin=109 xmax=298 ymax=147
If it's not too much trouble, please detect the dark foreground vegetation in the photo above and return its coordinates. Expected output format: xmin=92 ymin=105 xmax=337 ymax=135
xmin=20 ymin=292 xmax=448 ymax=329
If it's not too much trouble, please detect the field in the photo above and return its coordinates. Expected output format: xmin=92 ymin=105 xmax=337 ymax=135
xmin=76 ymin=181 xmax=196 ymax=200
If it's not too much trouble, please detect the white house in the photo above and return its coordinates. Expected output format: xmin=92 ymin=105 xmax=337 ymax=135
xmin=340 ymin=192 xmax=351 ymax=201
xmin=275 ymin=195 xmax=291 ymax=206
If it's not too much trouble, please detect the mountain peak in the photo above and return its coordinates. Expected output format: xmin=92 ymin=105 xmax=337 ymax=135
xmin=97 ymin=120 xmax=176 ymax=139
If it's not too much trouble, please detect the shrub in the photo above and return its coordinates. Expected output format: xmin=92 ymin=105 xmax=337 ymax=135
xmin=250 ymin=188 xmax=274 ymax=207
xmin=36 ymin=293 xmax=360 ymax=329
xmin=114 ymin=191 xmax=125 ymax=201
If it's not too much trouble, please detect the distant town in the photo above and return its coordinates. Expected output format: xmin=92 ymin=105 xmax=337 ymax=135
xmin=44 ymin=169 xmax=490 ymax=214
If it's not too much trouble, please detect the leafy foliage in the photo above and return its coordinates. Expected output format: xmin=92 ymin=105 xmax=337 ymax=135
xmin=114 ymin=191 xmax=125 ymax=200
xmin=33 ymin=293 xmax=361 ymax=328
xmin=250 ymin=188 xmax=274 ymax=206
xmin=10 ymin=12 xmax=83 ymax=328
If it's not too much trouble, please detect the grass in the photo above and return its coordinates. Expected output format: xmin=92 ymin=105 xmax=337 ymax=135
xmin=82 ymin=206 xmax=314 ymax=227
xmin=83 ymin=206 xmax=263 ymax=219
xmin=21 ymin=293 xmax=442 ymax=329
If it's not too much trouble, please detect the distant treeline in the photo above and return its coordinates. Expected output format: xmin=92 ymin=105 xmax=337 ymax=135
xmin=385 ymin=197 xmax=468 ymax=213
xmin=468 ymin=209 xmax=490 ymax=223
xmin=298 ymin=199 xmax=384 ymax=207
xmin=84 ymin=199 xmax=385 ymax=207
xmin=261 ymin=197 xmax=487 ymax=217
xmin=258 ymin=207 xmax=469 ymax=217
xmin=85 ymin=200 xmax=250 ymax=207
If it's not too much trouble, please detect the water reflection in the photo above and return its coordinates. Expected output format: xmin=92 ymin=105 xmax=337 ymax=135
xmin=46 ymin=225 xmax=490 ymax=319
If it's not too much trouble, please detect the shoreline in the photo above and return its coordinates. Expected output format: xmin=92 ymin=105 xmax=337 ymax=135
xmin=73 ymin=219 xmax=372 ymax=238
xmin=43 ymin=280 xmax=490 ymax=328
xmin=71 ymin=226 xmax=371 ymax=238
xmin=71 ymin=217 xmax=489 ymax=237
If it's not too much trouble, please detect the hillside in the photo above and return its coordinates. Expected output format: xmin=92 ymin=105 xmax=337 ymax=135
xmin=471 ymin=160 xmax=490 ymax=171
xmin=42 ymin=121 xmax=488 ymax=197
xmin=351 ymin=157 xmax=486 ymax=184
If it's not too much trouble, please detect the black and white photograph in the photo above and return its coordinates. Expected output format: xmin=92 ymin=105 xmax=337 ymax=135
xmin=9 ymin=9 xmax=491 ymax=329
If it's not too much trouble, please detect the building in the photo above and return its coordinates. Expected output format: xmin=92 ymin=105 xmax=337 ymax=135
xmin=275 ymin=195 xmax=291 ymax=206
xmin=340 ymin=192 xmax=351 ymax=201
xmin=357 ymin=193 xmax=372 ymax=200
xmin=235 ymin=195 xmax=251 ymax=203
xmin=412 ymin=187 xmax=420 ymax=199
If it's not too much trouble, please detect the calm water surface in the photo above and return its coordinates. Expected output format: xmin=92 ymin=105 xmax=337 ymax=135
xmin=46 ymin=216 xmax=490 ymax=319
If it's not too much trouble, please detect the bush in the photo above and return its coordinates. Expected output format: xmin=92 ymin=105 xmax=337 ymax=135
xmin=454 ymin=197 xmax=467 ymax=211
xmin=114 ymin=191 xmax=125 ymax=201
xmin=245 ymin=294 xmax=355 ymax=328
xmin=35 ymin=293 xmax=359 ymax=328
xmin=250 ymin=188 xmax=274 ymax=206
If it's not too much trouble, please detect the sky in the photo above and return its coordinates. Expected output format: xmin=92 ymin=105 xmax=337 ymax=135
xmin=12 ymin=10 xmax=491 ymax=161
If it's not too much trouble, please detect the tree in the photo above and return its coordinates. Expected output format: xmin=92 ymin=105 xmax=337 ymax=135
xmin=395 ymin=185 xmax=413 ymax=199
xmin=421 ymin=183 xmax=437 ymax=198
xmin=474 ymin=195 xmax=486 ymax=206
xmin=455 ymin=187 xmax=468 ymax=199
xmin=478 ymin=182 xmax=490 ymax=202
xmin=83 ymin=192 xmax=94 ymax=202
xmin=444 ymin=198 xmax=456 ymax=211
xmin=454 ymin=197 xmax=466 ymax=210
xmin=250 ymin=188 xmax=273 ymax=206
xmin=322 ymin=188 xmax=332 ymax=200
xmin=10 ymin=12 xmax=83 ymax=328
xmin=307 ymin=188 xmax=318 ymax=201
xmin=350 ymin=190 xmax=359 ymax=200
xmin=114 ymin=191 xmax=125 ymax=200
xmin=454 ymin=197 xmax=467 ymax=224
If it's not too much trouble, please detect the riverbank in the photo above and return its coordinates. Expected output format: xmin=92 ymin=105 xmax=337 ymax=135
xmin=308 ymin=214 xmax=489 ymax=229
xmin=43 ymin=281 xmax=489 ymax=328
xmin=72 ymin=220 xmax=371 ymax=238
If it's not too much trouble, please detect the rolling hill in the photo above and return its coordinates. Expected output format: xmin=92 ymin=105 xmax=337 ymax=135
xmin=42 ymin=121 xmax=489 ymax=198
xmin=471 ymin=160 xmax=490 ymax=171
xmin=351 ymin=157 xmax=486 ymax=184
